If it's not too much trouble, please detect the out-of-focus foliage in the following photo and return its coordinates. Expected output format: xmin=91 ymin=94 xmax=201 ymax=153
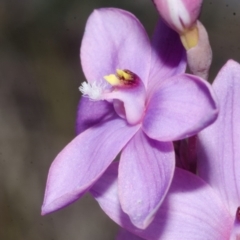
xmin=0 ymin=0 xmax=239 ymax=239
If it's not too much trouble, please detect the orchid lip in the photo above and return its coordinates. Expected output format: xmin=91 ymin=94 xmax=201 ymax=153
xmin=79 ymin=69 xmax=146 ymax=125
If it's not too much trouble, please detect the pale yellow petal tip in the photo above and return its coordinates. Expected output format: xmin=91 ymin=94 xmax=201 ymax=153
xmin=180 ymin=26 xmax=199 ymax=50
xmin=104 ymin=74 xmax=120 ymax=86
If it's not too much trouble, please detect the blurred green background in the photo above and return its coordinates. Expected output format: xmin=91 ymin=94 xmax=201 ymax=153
xmin=0 ymin=0 xmax=239 ymax=239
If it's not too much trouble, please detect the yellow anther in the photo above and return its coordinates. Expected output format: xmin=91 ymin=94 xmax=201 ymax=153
xmin=116 ymin=69 xmax=123 ymax=77
xmin=104 ymin=74 xmax=121 ymax=86
xmin=104 ymin=69 xmax=136 ymax=87
xmin=180 ymin=25 xmax=199 ymax=50
xmin=116 ymin=69 xmax=133 ymax=81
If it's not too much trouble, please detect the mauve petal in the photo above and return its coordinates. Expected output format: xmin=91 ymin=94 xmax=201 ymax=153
xmin=118 ymin=130 xmax=174 ymax=229
xmin=80 ymin=8 xmax=151 ymax=87
xmin=198 ymin=60 xmax=240 ymax=217
xmin=91 ymin=165 xmax=232 ymax=240
xmin=116 ymin=228 xmax=145 ymax=240
xmin=143 ymin=74 xmax=218 ymax=142
xmin=148 ymin=18 xmax=186 ymax=95
xmin=76 ymin=97 xmax=115 ymax=134
xmin=41 ymin=117 xmax=140 ymax=215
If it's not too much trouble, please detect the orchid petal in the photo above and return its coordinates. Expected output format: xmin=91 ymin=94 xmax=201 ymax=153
xmin=80 ymin=8 xmax=151 ymax=87
xmin=143 ymin=74 xmax=218 ymax=142
xmin=116 ymin=228 xmax=145 ymax=240
xmin=118 ymin=130 xmax=174 ymax=229
xmin=41 ymin=117 xmax=140 ymax=215
xmin=91 ymin=165 xmax=232 ymax=240
xmin=198 ymin=60 xmax=240 ymax=217
xmin=76 ymin=97 xmax=115 ymax=134
xmin=148 ymin=18 xmax=186 ymax=95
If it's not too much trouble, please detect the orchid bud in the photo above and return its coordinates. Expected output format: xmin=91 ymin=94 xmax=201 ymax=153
xmin=152 ymin=0 xmax=203 ymax=34
xmin=186 ymin=21 xmax=212 ymax=79
xmin=152 ymin=0 xmax=211 ymax=79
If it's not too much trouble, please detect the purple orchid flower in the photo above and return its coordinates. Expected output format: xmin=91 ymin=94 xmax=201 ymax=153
xmin=41 ymin=8 xmax=218 ymax=228
xmin=90 ymin=60 xmax=240 ymax=239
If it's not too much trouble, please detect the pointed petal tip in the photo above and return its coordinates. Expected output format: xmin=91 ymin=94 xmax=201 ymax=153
xmin=41 ymin=207 xmax=48 ymax=216
xmin=222 ymin=59 xmax=240 ymax=74
xmin=127 ymin=197 xmax=167 ymax=229
xmin=41 ymin=192 xmax=80 ymax=216
xmin=41 ymin=203 xmax=65 ymax=216
xmin=41 ymin=202 xmax=54 ymax=216
xmin=130 ymin=221 xmax=149 ymax=230
xmin=225 ymin=59 xmax=240 ymax=67
xmin=124 ymin=207 xmax=156 ymax=229
xmin=41 ymin=197 xmax=75 ymax=216
xmin=130 ymin=213 xmax=156 ymax=230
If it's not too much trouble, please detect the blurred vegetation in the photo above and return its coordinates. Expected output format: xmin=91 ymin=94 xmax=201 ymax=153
xmin=0 ymin=0 xmax=239 ymax=239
